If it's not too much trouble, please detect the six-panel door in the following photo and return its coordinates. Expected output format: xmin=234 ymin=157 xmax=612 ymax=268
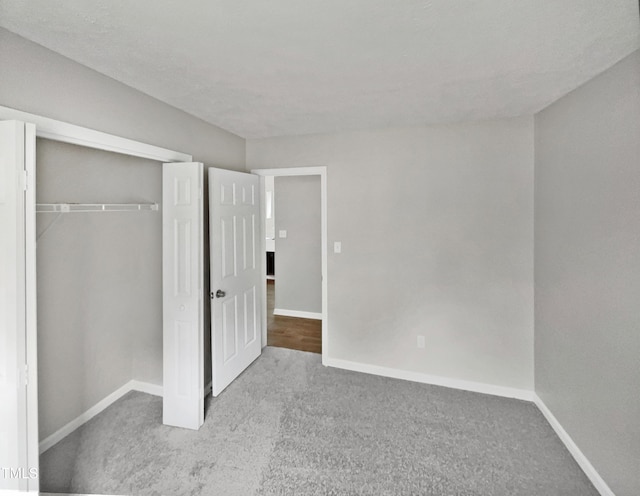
xmin=209 ymin=168 xmax=262 ymax=396
xmin=162 ymin=162 xmax=204 ymax=430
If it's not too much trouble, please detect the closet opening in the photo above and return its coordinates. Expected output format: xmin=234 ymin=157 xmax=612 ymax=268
xmin=1 ymin=106 xmax=201 ymax=494
xmin=35 ymin=138 xmax=165 ymax=494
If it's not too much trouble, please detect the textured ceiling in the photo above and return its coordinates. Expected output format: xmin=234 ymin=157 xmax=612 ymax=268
xmin=1 ymin=1 xmax=638 ymax=138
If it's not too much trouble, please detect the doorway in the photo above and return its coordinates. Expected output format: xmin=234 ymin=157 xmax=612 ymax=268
xmin=265 ymin=175 xmax=322 ymax=353
xmin=252 ymin=167 xmax=328 ymax=361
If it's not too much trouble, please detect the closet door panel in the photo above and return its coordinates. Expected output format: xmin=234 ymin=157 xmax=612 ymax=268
xmin=162 ymin=162 xmax=204 ymax=430
xmin=0 ymin=120 xmax=38 ymax=492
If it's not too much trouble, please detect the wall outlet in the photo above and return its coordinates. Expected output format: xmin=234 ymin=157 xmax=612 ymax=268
xmin=278 ymin=230 xmax=287 ymax=238
xmin=417 ymin=335 xmax=426 ymax=349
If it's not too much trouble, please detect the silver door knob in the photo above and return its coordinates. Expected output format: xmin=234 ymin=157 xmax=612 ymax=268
xmin=215 ymin=289 xmax=226 ymax=298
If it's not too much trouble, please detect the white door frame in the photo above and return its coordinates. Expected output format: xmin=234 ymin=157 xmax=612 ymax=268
xmin=251 ymin=167 xmax=329 ymax=363
xmin=1 ymin=120 xmax=37 ymax=493
xmin=24 ymin=121 xmax=38 ymax=492
xmin=0 ymin=105 xmax=191 ymax=162
xmin=0 ymin=105 xmax=192 ymax=490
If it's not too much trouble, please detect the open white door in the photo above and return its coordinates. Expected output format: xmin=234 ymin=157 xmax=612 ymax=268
xmin=0 ymin=120 xmax=38 ymax=492
xmin=162 ymin=162 xmax=204 ymax=430
xmin=210 ymin=168 xmax=262 ymax=396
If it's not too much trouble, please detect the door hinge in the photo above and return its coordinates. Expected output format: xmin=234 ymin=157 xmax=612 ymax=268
xmin=21 ymin=364 xmax=29 ymax=387
xmin=22 ymin=170 xmax=29 ymax=191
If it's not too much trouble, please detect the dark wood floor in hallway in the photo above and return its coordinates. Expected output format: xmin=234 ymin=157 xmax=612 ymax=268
xmin=267 ymin=280 xmax=322 ymax=354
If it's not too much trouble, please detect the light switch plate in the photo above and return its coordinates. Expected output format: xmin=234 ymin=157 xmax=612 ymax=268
xmin=334 ymin=241 xmax=342 ymax=253
xmin=278 ymin=230 xmax=287 ymax=238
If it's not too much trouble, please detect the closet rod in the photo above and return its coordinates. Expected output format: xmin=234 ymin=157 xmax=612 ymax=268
xmin=36 ymin=203 xmax=159 ymax=213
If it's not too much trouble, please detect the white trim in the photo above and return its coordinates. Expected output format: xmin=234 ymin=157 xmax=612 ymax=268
xmin=251 ymin=167 xmax=328 ymax=364
xmin=40 ymin=493 xmax=119 ymax=496
xmin=39 ymin=380 xmax=162 ymax=454
xmin=24 ymin=122 xmax=39 ymax=494
xmin=324 ymin=357 xmax=613 ymax=494
xmin=273 ymin=308 xmax=322 ymax=320
xmin=252 ymin=166 xmax=325 ymax=177
xmin=37 ymin=379 xmax=213 ymax=455
xmin=257 ymin=175 xmax=268 ymax=350
xmin=39 ymin=382 xmax=131 ymax=454
xmin=0 ymin=105 xmax=192 ymax=163
xmin=324 ymin=357 xmax=534 ymax=401
xmin=533 ymin=394 xmax=615 ymax=496
xmin=129 ymin=380 xmax=163 ymax=397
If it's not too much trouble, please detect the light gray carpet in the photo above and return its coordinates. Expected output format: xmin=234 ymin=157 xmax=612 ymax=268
xmin=40 ymin=347 xmax=598 ymax=496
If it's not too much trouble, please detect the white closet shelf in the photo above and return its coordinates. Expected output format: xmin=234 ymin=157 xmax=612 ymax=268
xmin=36 ymin=203 xmax=159 ymax=213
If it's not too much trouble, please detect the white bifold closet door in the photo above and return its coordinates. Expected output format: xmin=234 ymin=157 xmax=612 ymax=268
xmin=0 ymin=120 xmax=38 ymax=492
xmin=209 ymin=168 xmax=262 ymax=396
xmin=162 ymin=162 xmax=204 ymax=430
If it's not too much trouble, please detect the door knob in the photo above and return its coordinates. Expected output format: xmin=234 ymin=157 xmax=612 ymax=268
xmin=215 ymin=289 xmax=226 ymax=298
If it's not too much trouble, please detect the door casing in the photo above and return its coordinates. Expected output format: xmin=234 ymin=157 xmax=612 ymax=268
xmin=251 ymin=167 xmax=328 ymax=363
xmin=0 ymin=120 xmax=37 ymax=492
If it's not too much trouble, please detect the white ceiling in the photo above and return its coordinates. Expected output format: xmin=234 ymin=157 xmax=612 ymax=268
xmin=1 ymin=1 xmax=638 ymax=139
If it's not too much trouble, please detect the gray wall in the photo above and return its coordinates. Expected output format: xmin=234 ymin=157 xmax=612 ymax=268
xmin=1 ymin=29 xmax=247 ymax=437
xmin=0 ymin=28 xmax=245 ymax=169
xmin=248 ymin=117 xmax=534 ymax=390
xmin=36 ymin=139 xmax=161 ymax=440
xmin=534 ymin=50 xmax=640 ymax=496
xmin=274 ymin=175 xmax=322 ymax=314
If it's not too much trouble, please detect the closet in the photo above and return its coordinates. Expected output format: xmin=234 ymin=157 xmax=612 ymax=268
xmin=2 ymin=111 xmax=265 ymax=494
xmin=35 ymin=139 xmax=163 ymax=490
xmin=2 ymin=111 xmax=213 ymax=494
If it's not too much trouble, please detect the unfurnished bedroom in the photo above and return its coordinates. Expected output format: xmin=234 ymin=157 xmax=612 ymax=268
xmin=1 ymin=1 xmax=639 ymax=496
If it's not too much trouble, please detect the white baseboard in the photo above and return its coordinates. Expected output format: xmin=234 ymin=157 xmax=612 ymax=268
xmin=324 ymin=358 xmax=613 ymax=494
xmin=39 ymin=380 xmax=161 ymax=454
xmin=40 ymin=493 xmax=118 ymax=496
xmin=39 ymin=381 xmax=133 ymax=453
xmin=38 ymin=378 xmax=215 ymax=454
xmin=324 ymin=357 xmax=534 ymax=401
xmin=533 ymin=394 xmax=615 ymax=496
xmin=35 ymin=366 xmax=613 ymax=496
xmin=273 ymin=308 xmax=322 ymax=320
xmin=130 ymin=380 xmax=163 ymax=397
